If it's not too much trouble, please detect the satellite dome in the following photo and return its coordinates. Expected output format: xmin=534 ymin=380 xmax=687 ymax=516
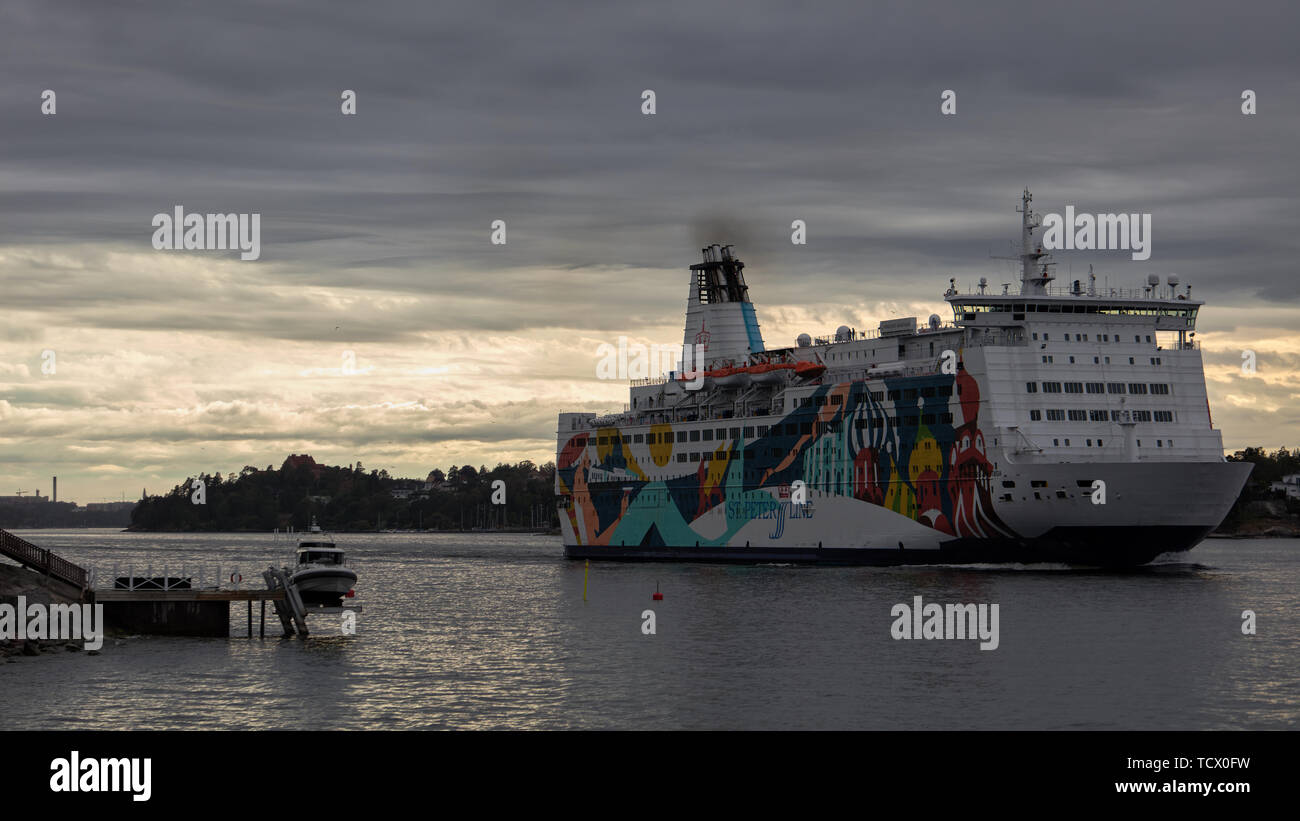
xmin=928 ymin=313 xmax=941 ymax=330
xmin=1146 ymin=274 xmax=1160 ymax=287
xmin=796 ymin=333 xmax=812 ymax=348
xmin=1167 ymin=274 xmax=1180 ymax=287
xmin=835 ymin=325 xmax=852 ymax=342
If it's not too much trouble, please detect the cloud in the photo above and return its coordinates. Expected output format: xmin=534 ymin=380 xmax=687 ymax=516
xmin=1 ymin=0 xmax=1298 ymax=499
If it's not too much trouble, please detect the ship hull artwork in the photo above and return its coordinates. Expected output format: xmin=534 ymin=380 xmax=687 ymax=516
xmin=556 ymin=192 xmax=1250 ymax=567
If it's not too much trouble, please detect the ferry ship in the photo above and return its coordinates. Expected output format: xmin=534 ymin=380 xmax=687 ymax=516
xmin=555 ymin=191 xmax=1251 ymax=566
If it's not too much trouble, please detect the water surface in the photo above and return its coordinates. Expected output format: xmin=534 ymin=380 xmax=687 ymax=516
xmin=2 ymin=530 xmax=1296 ymax=730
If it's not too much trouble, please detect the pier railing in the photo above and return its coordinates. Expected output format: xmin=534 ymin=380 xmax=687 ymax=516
xmin=0 ymin=527 xmax=89 ymax=590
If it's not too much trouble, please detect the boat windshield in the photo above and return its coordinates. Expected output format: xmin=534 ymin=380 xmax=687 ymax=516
xmin=300 ymin=550 xmax=343 ymax=565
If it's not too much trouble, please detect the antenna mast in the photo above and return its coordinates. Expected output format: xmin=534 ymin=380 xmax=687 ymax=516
xmin=1016 ymin=188 xmax=1053 ymax=295
xmin=991 ymin=188 xmax=1054 ymax=295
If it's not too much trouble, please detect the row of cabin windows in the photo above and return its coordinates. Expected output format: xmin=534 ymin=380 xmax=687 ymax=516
xmin=658 ymin=434 xmax=1181 ymax=468
xmin=853 ymin=412 xmax=954 ymax=428
xmin=792 ymin=385 xmax=951 ymax=408
xmin=1029 ymin=409 xmax=1175 ymax=422
xmin=1040 ymin=355 xmax=1165 ymax=365
xmin=601 ymin=401 xmax=1174 ymax=450
xmin=1031 ymin=332 xmax=1155 ymax=344
xmin=1048 ymin=438 xmax=1175 ymax=448
xmin=1029 ymin=381 xmax=1170 ymax=395
xmin=961 ymin=304 xmax=1195 ymax=317
xmin=619 ymin=426 xmax=777 ymax=446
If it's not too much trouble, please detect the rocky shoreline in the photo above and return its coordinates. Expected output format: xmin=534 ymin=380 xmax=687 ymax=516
xmin=0 ymin=562 xmax=99 ymax=661
xmin=1214 ymin=500 xmax=1300 ymax=539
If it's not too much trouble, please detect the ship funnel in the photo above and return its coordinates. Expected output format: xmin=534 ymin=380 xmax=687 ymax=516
xmin=683 ymin=244 xmax=766 ymax=369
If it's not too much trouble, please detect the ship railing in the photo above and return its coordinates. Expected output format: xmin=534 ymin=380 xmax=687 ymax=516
xmin=948 ymin=284 xmax=1186 ymax=301
xmin=0 ymin=527 xmax=89 ymax=590
xmin=94 ymin=563 xmax=240 ymax=591
xmin=811 ymin=323 xmax=959 ymax=346
xmin=577 ymin=405 xmax=785 ymax=429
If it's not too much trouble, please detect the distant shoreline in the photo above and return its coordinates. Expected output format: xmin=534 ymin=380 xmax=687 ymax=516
xmin=5 ymin=526 xmax=562 ymax=536
xmin=8 ymin=524 xmax=1296 ymax=540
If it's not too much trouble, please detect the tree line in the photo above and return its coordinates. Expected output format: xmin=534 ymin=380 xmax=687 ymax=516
xmin=128 ymin=456 xmax=558 ymax=532
xmin=1220 ymin=446 xmax=1300 ymax=530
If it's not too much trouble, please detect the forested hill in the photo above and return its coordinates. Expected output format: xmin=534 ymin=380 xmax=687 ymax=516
xmin=129 ymin=454 xmax=557 ymax=532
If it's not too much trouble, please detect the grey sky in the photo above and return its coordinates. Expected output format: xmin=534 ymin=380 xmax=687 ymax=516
xmin=2 ymin=0 xmax=1297 ymax=501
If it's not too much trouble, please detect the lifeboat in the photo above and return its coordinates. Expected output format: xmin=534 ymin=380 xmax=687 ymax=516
xmin=794 ymin=361 xmax=826 ymax=380
xmin=749 ymin=363 xmax=791 ymax=385
xmin=714 ymin=366 xmax=751 ymax=389
xmin=674 ymin=370 xmax=712 ymax=390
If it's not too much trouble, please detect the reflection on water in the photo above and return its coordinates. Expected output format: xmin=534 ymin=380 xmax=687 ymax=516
xmin=2 ymin=530 xmax=1297 ymax=729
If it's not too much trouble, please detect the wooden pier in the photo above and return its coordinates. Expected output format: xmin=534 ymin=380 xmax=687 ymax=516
xmin=93 ymin=590 xmax=285 ymax=602
xmin=89 ymin=588 xmax=287 ymax=638
xmin=3 ymin=527 xmax=358 ymax=638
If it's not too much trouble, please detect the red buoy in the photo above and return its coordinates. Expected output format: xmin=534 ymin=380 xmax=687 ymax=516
xmin=652 ymin=582 xmax=662 ymax=601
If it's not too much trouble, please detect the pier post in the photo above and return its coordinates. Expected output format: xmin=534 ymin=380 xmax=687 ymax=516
xmin=260 ymin=600 xmax=265 ymax=638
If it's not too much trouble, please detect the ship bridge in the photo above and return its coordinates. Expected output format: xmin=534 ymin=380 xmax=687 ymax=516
xmin=947 ymin=188 xmax=1203 ymax=351
xmin=945 ymin=279 xmax=1202 ymax=349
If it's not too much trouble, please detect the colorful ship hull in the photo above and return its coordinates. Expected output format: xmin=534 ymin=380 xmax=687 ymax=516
xmin=556 ymin=193 xmax=1251 ymax=567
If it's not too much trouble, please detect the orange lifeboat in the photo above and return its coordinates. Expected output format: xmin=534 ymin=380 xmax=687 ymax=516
xmin=794 ymin=361 xmax=826 ymax=380
xmin=748 ymin=363 xmax=791 ymax=384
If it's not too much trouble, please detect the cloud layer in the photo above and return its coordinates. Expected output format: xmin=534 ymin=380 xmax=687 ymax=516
xmin=2 ymin=0 xmax=1297 ymax=502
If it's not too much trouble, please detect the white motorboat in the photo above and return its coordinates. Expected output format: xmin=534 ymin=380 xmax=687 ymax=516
xmin=291 ymin=519 xmax=357 ymax=607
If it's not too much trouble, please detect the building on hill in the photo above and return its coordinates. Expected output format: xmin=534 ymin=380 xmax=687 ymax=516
xmin=0 ymin=492 xmax=46 ymax=504
xmin=85 ymin=501 xmax=136 ymax=513
xmin=281 ymin=454 xmax=323 ymax=478
xmin=390 ymin=479 xmax=427 ymax=500
xmin=1270 ymin=474 xmax=1300 ymax=500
